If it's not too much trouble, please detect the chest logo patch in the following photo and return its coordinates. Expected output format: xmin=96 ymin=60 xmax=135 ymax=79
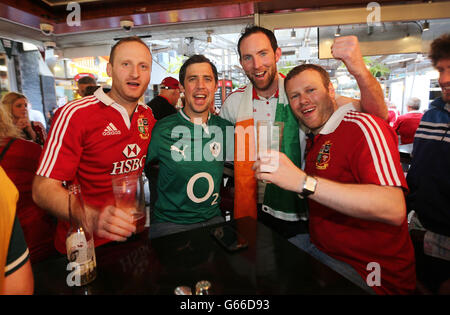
xmin=137 ymin=115 xmax=149 ymax=140
xmin=123 ymin=144 xmax=141 ymax=158
xmin=316 ymin=141 xmax=331 ymax=170
xmin=209 ymin=142 xmax=221 ymax=158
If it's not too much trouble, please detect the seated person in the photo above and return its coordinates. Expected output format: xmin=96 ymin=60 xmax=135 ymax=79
xmin=145 ymin=55 xmax=233 ymax=239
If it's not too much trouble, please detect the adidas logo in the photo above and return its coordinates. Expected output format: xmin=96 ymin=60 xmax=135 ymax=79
xmin=102 ymin=123 xmax=121 ymax=136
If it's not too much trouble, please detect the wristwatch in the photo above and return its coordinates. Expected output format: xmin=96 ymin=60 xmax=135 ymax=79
xmin=298 ymin=175 xmax=318 ymax=199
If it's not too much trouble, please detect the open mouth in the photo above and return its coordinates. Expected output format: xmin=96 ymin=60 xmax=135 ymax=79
xmin=254 ymin=71 xmax=266 ymax=79
xmin=302 ymin=107 xmax=316 ymax=115
xmin=127 ymin=82 xmax=140 ymax=88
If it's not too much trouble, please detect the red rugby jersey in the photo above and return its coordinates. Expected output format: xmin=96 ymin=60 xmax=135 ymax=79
xmin=393 ymin=111 xmax=423 ymax=144
xmin=37 ymin=89 xmax=156 ymax=253
xmin=305 ymin=104 xmax=415 ymax=295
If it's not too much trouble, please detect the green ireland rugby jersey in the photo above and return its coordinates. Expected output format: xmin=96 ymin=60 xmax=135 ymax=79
xmin=146 ymin=110 xmax=234 ymax=224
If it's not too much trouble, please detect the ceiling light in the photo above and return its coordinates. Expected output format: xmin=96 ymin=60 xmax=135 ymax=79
xmin=335 ymin=26 xmax=341 ymax=37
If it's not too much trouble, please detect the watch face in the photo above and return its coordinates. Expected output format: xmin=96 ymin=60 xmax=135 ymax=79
xmin=303 ymin=176 xmax=317 ymax=196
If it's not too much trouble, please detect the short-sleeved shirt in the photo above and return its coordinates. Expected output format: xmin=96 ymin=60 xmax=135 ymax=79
xmin=305 ymin=104 xmax=415 ymax=295
xmin=6 ymin=216 xmax=30 ymax=277
xmin=146 ymin=109 xmax=233 ymax=224
xmin=37 ymin=88 xmax=156 ymax=253
xmin=393 ymin=111 xmax=423 ymax=144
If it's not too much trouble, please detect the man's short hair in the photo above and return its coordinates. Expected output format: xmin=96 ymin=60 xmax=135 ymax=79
xmin=284 ymin=64 xmax=331 ymax=92
xmin=109 ymin=36 xmax=151 ymax=65
xmin=179 ymin=55 xmax=218 ymax=87
xmin=237 ymin=25 xmax=278 ymax=60
xmin=429 ymin=33 xmax=450 ymax=67
xmin=77 ymin=76 xmax=96 ymax=85
xmin=407 ymin=97 xmax=421 ymax=110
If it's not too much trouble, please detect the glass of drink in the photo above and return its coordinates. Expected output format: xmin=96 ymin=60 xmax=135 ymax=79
xmin=256 ymin=120 xmax=284 ymax=173
xmin=111 ymin=173 xmax=146 ymax=232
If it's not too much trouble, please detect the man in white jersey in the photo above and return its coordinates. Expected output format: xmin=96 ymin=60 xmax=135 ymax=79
xmin=32 ymin=37 xmax=156 ymax=253
xmin=220 ymin=26 xmax=387 ymax=238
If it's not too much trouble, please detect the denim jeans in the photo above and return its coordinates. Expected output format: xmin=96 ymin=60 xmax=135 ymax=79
xmin=288 ymin=234 xmax=375 ymax=294
xmin=149 ymin=216 xmax=225 ymax=239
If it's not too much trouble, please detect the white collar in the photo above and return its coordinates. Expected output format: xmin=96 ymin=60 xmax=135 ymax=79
xmin=179 ymin=109 xmax=212 ymax=134
xmin=319 ymin=103 xmax=355 ymax=135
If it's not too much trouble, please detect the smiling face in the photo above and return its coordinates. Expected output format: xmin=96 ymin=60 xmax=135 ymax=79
xmin=239 ymin=32 xmax=281 ymax=97
xmin=285 ymin=69 xmax=337 ymax=134
xmin=436 ymin=58 xmax=450 ymax=102
xmin=180 ymin=62 xmax=218 ymax=121
xmin=11 ymin=97 xmax=28 ymax=120
xmin=106 ymin=40 xmax=152 ymax=106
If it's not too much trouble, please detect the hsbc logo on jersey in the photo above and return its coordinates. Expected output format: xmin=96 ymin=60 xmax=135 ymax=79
xmin=122 ymin=144 xmax=141 ymax=158
xmin=110 ymin=144 xmax=145 ymax=175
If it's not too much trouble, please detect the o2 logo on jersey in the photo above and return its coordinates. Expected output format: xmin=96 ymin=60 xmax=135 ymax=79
xmin=186 ymin=172 xmax=219 ymax=206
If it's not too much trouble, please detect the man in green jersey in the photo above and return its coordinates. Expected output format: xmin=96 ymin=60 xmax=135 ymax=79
xmin=145 ymin=55 xmax=233 ymax=239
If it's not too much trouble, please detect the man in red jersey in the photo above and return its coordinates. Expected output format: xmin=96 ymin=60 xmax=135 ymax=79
xmin=32 ymin=37 xmax=156 ymax=253
xmin=253 ymin=64 xmax=415 ymax=295
xmin=393 ymin=97 xmax=423 ymax=144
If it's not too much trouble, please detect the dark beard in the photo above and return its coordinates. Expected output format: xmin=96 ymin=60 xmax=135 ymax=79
xmin=249 ymin=68 xmax=277 ymax=91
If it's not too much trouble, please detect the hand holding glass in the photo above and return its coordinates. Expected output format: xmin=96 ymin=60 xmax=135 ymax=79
xmin=111 ymin=174 xmax=146 ymax=232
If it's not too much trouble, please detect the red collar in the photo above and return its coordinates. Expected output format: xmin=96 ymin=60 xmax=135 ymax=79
xmin=252 ymin=87 xmax=279 ymax=100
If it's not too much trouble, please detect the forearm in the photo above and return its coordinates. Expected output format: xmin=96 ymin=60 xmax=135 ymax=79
xmin=353 ymin=68 xmax=388 ymax=120
xmin=308 ymin=176 xmax=405 ymax=226
xmin=32 ymin=175 xmax=69 ymax=221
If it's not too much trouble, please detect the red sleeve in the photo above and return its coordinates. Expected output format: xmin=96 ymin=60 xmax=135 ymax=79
xmin=348 ymin=113 xmax=407 ymax=191
xmin=37 ymin=104 xmax=83 ymax=181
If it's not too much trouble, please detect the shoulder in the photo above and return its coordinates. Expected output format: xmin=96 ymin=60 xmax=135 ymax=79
xmin=54 ymin=95 xmax=100 ymax=119
xmin=13 ymin=138 xmax=42 ymax=153
xmin=153 ymin=113 xmax=179 ymax=131
xmin=223 ymin=87 xmax=246 ymax=106
xmin=342 ymin=110 xmax=395 ymax=138
xmin=211 ymin=115 xmax=234 ymax=128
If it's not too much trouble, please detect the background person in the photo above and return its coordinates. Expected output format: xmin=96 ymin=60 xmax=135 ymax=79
xmin=0 ymin=166 xmax=34 ymax=295
xmin=407 ymin=33 xmax=450 ymax=294
xmin=76 ymin=75 xmax=97 ymax=98
xmin=32 ymin=36 xmax=156 ymax=253
xmin=147 ymin=76 xmax=180 ymax=120
xmin=393 ymin=97 xmax=423 ymax=145
xmin=1 ymin=92 xmax=46 ymax=146
xmin=0 ymin=107 xmax=56 ymax=264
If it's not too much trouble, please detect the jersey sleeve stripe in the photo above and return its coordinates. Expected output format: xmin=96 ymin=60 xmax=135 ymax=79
xmin=350 ymin=112 xmax=402 ymax=187
xmin=5 ymin=248 xmax=29 ymax=274
xmin=343 ymin=116 xmax=387 ymax=185
xmin=344 ymin=112 xmax=402 ymax=187
xmin=37 ymin=97 xmax=97 ymax=177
